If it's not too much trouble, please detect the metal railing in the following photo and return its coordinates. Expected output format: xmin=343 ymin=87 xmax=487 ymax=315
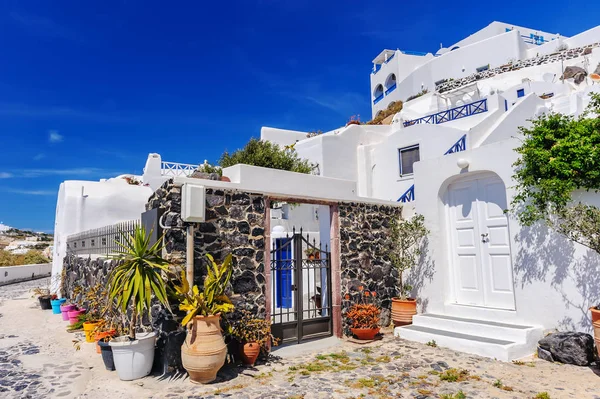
xmin=161 ymin=161 xmax=198 ymax=177
xmin=385 ymin=83 xmax=397 ymax=96
xmin=397 ymin=135 xmax=468 ymax=203
xmin=397 ymin=185 xmax=415 ymax=203
xmin=66 ymin=219 xmax=140 ymax=257
xmin=404 ymin=98 xmax=488 ymax=127
xmin=444 ymin=134 xmax=467 ymax=155
xmin=373 ymin=93 xmax=384 ymax=105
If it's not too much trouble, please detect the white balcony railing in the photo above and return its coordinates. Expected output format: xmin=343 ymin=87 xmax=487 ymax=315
xmin=161 ymin=161 xmax=198 ymax=177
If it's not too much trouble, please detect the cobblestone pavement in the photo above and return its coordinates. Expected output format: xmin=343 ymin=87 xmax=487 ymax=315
xmin=1 ymin=278 xmax=600 ymax=398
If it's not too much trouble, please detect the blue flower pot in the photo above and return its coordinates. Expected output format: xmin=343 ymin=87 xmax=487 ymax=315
xmin=51 ymin=298 xmax=66 ymax=314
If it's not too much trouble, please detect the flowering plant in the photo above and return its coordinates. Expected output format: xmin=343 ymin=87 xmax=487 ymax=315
xmin=344 ymin=286 xmax=380 ymax=329
xmin=231 ymin=310 xmax=280 ymax=353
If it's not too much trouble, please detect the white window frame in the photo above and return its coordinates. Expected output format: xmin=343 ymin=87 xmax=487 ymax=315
xmin=398 ymin=144 xmax=420 ymax=177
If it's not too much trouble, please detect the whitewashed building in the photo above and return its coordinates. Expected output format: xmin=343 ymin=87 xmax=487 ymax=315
xmin=51 ymin=21 xmax=600 ymax=361
xmin=261 ymin=22 xmax=600 ymax=360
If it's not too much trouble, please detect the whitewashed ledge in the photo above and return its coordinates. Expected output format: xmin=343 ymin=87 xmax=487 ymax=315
xmin=0 ymin=263 xmax=52 ymax=286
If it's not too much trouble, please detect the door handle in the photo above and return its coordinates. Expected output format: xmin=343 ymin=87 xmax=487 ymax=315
xmin=480 ymin=233 xmax=489 ymax=243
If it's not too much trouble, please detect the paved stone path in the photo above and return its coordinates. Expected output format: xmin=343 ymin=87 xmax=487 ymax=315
xmin=1 ymin=278 xmax=600 ymax=398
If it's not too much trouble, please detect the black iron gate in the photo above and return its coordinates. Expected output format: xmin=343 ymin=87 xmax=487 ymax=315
xmin=270 ymin=230 xmax=332 ymax=344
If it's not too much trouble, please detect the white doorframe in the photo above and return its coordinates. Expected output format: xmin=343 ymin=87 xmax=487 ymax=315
xmin=445 ymin=173 xmax=516 ymax=310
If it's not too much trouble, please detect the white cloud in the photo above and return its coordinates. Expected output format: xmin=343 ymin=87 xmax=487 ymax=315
xmin=48 ymin=130 xmax=63 ymax=143
xmin=33 ymin=153 xmax=45 ymax=161
xmin=0 ymin=172 xmax=13 ymax=179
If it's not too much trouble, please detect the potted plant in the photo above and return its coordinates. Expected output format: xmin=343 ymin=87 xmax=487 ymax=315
xmin=77 ymin=283 xmax=109 ymax=343
xmin=389 ymin=214 xmax=429 ymax=326
xmin=345 ymin=288 xmax=381 ymax=340
xmin=174 ymin=253 xmax=234 ymax=384
xmin=60 ymin=302 xmax=77 ymax=321
xmin=33 ymin=287 xmax=56 ymax=311
xmin=305 ymin=247 xmax=320 ymax=260
xmin=107 ymin=226 xmax=172 ymax=381
xmin=231 ymin=310 xmax=279 ymax=366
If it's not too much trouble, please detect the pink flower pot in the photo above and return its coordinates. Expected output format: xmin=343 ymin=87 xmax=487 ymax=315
xmin=60 ymin=304 xmax=76 ymax=321
xmin=68 ymin=309 xmax=85 ymax=325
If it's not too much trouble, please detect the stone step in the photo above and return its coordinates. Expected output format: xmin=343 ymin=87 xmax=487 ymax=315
xmin=412 ymin=313 xmax=542 ymax=344
xmin=395 ymin=324 xmax=536 ymax=362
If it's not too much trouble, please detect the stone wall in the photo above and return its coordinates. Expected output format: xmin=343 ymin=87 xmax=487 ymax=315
xmin=338 ymin=202 xmax=403 ymax=332
xmin=436 ymin=42 xmax=599 ymax=93
xmin=147 ymin=179 xmax=267 ymax=319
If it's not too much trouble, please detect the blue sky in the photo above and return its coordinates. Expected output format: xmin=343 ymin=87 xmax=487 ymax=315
xmin=0 ymin=1 xmax=596 ymax=232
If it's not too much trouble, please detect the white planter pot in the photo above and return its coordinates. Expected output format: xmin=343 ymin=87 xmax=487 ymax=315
xmin=109 ymin=331 xmax=156 ymax=381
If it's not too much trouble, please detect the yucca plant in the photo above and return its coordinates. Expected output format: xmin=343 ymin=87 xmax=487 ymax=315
xmin=108 ymin=226 xmax=171 ymax=340
xmin=174 ymin=253 xmax=234 ymax=327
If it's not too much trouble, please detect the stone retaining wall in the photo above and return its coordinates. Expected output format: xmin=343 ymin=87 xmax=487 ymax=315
xmin=338 ymin=202 xmax=403 ymax=332
xmin=147 ymin=179 xmax=267 ymax=319
xmin=436 ymin=43 xmax=599 ymax=93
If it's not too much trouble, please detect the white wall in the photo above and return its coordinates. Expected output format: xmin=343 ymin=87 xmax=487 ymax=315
xmin=563 ymin=25 xmax=600 ymax=49
xmin=51 ymin=179 xmax=152 ymax=292
xmin=260 ymin=127 xmax=309 ymax=147
xmin=0 ymin=263 xmax=52 ymax=286
xmin=413 ymin=137 xmax=600 ymax=332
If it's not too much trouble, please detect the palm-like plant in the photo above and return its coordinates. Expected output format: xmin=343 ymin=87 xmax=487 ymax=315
xmin=174 ymin=253 xmax=234 ymax=327
xmin=108 ymin=226 xmax=171 ymax=340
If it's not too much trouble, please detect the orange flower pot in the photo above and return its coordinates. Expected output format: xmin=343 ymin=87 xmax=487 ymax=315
xmin=94 ymin=330 xmax=117 ymax=354
xmin=391 ymin=298 xmax=417 ymax=326
xmin=240 ymin=342 xmax=261 ymax=366
xmin=351 ymin=327 xmax=380 ymax=340
xmin=590 ymin=307 xmax=600 ymax=357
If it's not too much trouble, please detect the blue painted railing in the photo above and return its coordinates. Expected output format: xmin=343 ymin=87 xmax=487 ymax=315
xmin=402 ymin=50 xmax=428 ymax=56
xmin=397 ymin=184 xmax=415 ymax=203
xmin=385 ymin=83 xmax=397 ymax=96
xmin=404 ymin=98 xmax=488 ymax=127
xmin=397 ymin=135 xmax=468 ymax=203
xmin=373 ymin=93 xmax=384 ymax=104
xmin=444 ymin=134 xmax=467 ymax=155
xmin=384 ymin=54 xmax=395 ymax=63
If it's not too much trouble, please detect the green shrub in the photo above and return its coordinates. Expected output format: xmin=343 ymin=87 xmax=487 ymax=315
xmin=218 ymin=138 xmax=316 ymax=174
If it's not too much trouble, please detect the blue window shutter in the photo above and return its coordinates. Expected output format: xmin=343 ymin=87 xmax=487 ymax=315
xmin=517 ymin=89 xmax=525 ymax=98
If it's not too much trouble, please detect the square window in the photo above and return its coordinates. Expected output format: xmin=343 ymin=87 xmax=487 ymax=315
xmin=517 ymin=88 xmax=525 ymax=98
xmin=398 ymin=145 xmax=420 ymax=176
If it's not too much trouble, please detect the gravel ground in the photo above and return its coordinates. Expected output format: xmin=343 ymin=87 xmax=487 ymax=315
xmin=1 ymin=278 xmax=600 ymax=399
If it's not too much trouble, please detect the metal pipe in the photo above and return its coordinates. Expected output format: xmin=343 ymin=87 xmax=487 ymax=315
xmin=186 ymin=225 xmax=194 ymax=292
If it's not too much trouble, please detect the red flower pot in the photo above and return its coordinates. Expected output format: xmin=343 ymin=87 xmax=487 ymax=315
xmin=351 ymin=327 xmax=380 ymax=340
xmin=240 ymin=342 xmax=261 ymax=366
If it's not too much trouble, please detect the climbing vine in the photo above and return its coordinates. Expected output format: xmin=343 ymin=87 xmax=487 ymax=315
xmin=511 ymin=93 xmax=600 ymax=226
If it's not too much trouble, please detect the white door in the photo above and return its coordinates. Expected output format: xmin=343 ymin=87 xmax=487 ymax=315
xmin=448 ymin=175 xmax=515 ymax=310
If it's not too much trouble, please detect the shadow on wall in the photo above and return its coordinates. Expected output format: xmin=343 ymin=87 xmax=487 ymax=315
xmin=514 ymin=221 xmax=600 ymax=331
xmin=406 ymin=237 xmax=436 ymax=314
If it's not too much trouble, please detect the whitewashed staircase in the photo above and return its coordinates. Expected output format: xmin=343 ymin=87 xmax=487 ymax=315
xmin=395 ymin=313 xmax=543 ymax=361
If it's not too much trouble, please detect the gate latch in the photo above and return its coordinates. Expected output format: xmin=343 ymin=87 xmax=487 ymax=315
xmin=291 ymin=284 xmax=297 ymax=291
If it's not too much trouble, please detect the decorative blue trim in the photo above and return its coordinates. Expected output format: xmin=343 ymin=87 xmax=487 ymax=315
xmin=444 ymin=134 xmax=467 ymax=155
xmin=397 ymin=185 xmax=415 ymax=203
xmin=385 ymin=83 xmax=397 ymax=96
xmin=404 ymin=98 xmax=488 ymax=127
xmin=402 ymin=50 xmax=428 ymax=56
xmin=373 ymin=93 xmax=384 ymax=104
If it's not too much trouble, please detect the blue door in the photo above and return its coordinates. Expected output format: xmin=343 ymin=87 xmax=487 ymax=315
xmin=275 ymin=238 xmax=292 ymax=308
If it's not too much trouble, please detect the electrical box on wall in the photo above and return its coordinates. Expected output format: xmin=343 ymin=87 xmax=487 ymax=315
xmin=181 ymin=184 xmax=206 ymax=222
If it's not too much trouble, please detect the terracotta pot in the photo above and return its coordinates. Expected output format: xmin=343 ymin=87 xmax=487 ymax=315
xmin=240 ymin=342 xmax=261 ymax=366
xmin=391 ymin=298 xmax=417 ymax=326
xmin=351 ymin=327 xmax=380 ymax=340
xmin=181 ymin=314 xmax=227 ymax=384
xmin=590 ymin=307 xmax=600 ymax=357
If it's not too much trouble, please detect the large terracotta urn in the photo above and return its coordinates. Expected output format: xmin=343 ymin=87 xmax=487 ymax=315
xmin=181 ymin=314 xmax=227 ymax=384
xmin=590 ymin=307 xmax=600 ymax=357
xmin=391 ymin=298 xmax=417 ymax=326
